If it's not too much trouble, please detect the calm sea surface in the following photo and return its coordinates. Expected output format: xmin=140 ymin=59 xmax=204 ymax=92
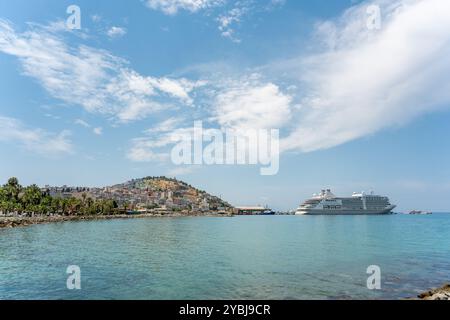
xmin=1 ymin=214 xmax=449 ymax=300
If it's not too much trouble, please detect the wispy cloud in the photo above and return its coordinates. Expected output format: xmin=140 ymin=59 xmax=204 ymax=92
xmin=0 ymin=115 xmax=73 ymax=156
xmin=275 ymin=0 xmax=450 ymax=152
xmin=217 ymin=5 xmax=247 ymax=42
xmin=126 ymin=137 xmax=172 ymax=162
xmin=135 ymin=0 xmax=450 ymax=162
xmin=74 ymin=119 xmax=90 ymax=128
xmin=127 ymin=122 xmax=200 ymax=162
xmin=75 ymin=119 xmax=103 ymax=136
xmin=44 ymin=113 xmax=61 ymax=120
xmin=174 ymin=0 xmax=446 ymax=157
xmin=93 ymin=127 xmax=103 ymax=135
xmin=144 ymin=0 xmax=224 ymax=15
xmin=91 ymin=14 xmax=102 ymax=23
xmin=268 ymin=0 xmax=285 ymax=8
xmin=143 ymin=117 xmax=184 ymax=134
xmin=167 ymin=166 xmax=197 ymax=176
xmin=0 ymin=19 xmax=202 ymax=123
xmin=107 ymin=26 xmax=127 ymax=38
xmin=4 ymin=0 xmax=447 ymax=166
xmin=125 ymin=73 xmax=291 ymax=164
xmin=144 ymin=0 xmax=284 ymax=42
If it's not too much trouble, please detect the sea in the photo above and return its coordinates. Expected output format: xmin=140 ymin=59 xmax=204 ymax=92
xmin=1 ymin=214 xmax=449 ymax=300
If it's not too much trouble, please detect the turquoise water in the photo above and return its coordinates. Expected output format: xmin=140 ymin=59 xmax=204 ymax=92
xmin=1 ymin=214 xmax=449 ymax=300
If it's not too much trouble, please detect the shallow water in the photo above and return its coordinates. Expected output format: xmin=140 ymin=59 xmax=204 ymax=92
xmin=1 ymin=214 xmax=449 ymax=299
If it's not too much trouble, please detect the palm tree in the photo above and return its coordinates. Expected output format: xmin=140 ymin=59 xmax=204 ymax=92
xmin=22 ymin=184 xmax=43 ymax=212
xmin=3 ymin=177 xmax=22 ymax=202
xmin=51 ymin=197 xmax=61 ymax=215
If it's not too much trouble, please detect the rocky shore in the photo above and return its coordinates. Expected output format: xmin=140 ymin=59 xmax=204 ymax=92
xmin=418 ymin=284 xmax=450 ymax=300
xmin=0 ymin=212 xmax=232 ymax=229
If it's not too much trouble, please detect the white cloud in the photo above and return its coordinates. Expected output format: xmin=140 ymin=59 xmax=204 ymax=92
xmin=0 ymin=116 xmax=73 ymax=156
xmin=213 ymin=76 xmax=292 ymax=131
xmin=0 ymin=20 xmax=201 ymax=123
xmin=126 ymin=0 xmax=450 ymax=165
xmin=91 ymin=15 xmax=102 ymax=23
xmin=74 ymin=119 xmax=90 ymax=128
xmin=107 ymin=26 xmax=127 ymax=38
xmin=75 ymin=119 xmax=103 ymax=135
xmin=126 ymin=126 xmax=193 ymax=162
xmin=145 ymin=0 xmax=223 ymax=15
xmin=167 ymin=166 xmax=197 ymax=176
xmin=125 ymin=74 xmax=292 ymax=164
xmin=144 ymin=0 xmax=283 ymax=42
xmin=147 ymin=77 xmax=206 ymax=105
xmin=269 ymin=0 xmax=285 ymax=6
xmin=126 ymin=137 xmax=171 ymax=162
xmin=217 ymin=6 xmax=246 ymax=42
xmin=44 ymin=113 xmax=61 ymax=120
xmin=127 ymin=147 xmax=163 ymax=162
xmin=143 ymin=117 xmax=184 ymax=134
xmin=277 ymin=0 xmax=450 ymax=152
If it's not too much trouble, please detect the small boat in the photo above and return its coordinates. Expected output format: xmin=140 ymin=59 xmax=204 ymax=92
xmin=234 ymin=206 xmax=275 ymax=215
xmin=408 ymin=210 xmax=432 ymax=215
xmin=126 ymin=210 xmax=140 ymax=215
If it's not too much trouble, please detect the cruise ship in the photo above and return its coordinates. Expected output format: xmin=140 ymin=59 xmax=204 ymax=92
xmin=295 ymin=189 xmax=396 ymax=215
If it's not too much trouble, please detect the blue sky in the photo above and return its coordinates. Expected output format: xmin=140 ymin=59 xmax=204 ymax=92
xmin=1 ymin=0 xmax=450 ymax=211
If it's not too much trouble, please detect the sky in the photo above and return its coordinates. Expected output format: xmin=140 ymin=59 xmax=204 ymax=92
xmin=1 ymin=0 xmax=450 ymax=211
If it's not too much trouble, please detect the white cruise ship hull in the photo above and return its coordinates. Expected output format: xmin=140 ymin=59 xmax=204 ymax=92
xmin=296 ymin=205 xmax=396 ymax=216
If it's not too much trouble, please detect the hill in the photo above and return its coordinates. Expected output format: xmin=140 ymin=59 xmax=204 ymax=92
xmin=46 ymin=176 xmax=233 ymax=214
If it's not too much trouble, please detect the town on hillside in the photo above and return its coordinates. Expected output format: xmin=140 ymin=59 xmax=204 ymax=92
xmin=41 ymin=176 xmax=233 ymax=215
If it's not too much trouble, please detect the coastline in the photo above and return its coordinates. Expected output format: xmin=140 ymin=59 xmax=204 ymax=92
xmin=0 ymin=212 xmax=232 ymax=229
xmin=417 ymin=284 xmax=450 ymax=300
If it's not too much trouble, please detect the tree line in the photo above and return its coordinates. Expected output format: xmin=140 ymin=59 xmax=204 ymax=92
xmin=0 ymin=177 xmax=120 ymax=216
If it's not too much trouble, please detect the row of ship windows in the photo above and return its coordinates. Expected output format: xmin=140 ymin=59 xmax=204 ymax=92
xmin=323 ymin=205 xmax=342 ymax=209
xmin=323 ymin=206 xmax=387 ymax=210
